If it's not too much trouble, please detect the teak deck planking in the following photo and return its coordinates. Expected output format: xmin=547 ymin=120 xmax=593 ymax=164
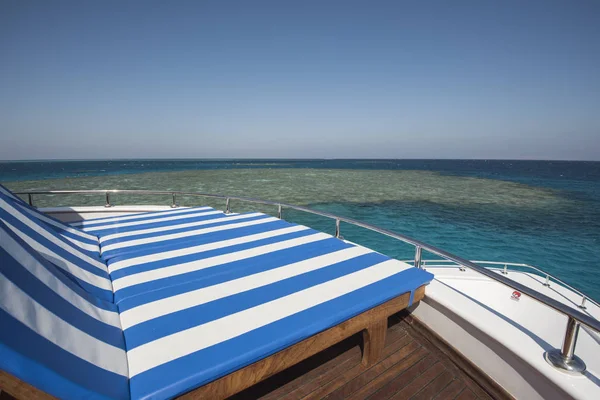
xmin=233 ymin=313 xmax=511 ymax=400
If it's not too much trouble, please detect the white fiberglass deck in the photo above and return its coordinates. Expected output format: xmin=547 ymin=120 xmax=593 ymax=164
xmin=412 ymin=266 xmax=600 ymax=400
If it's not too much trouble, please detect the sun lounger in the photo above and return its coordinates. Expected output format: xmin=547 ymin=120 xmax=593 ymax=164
xmin=0 ymin=185 xmax=434 ymax=400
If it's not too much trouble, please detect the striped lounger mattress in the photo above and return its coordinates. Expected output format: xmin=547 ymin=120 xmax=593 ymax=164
xmin=0 ymin=185 xmax=434 ymax=400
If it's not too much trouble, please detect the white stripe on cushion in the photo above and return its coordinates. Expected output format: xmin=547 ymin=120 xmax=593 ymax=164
xmin=0 ymin=186 xmax=22 ymax=202
xmin=3 ymin=220 xmax=112 ymax=292
xmin=109 ymin=225 xmax=308 ymax=273
xmin=71 ymin=207 xmax=210 ymax=227
xmin=99 ymin=212 xmax=265 ymax=244
xmin=59 ymin=236 xmax=99 ymax=253
xmin=16 ymin=203 xmax=97 ymax=242
xmin=84 ymin=210 xmax=222 ymax=232
xmin=127 ymin=259 xmax=409 ymax=376
xmin=120 ymin=246 xmax=373 ymax=329
xmin=3 ymin=230 xmax=120 ymax=327
xmin=0 ymin=199 xmax=107 ymax=272
xmin=112 ymin=232 xmax=331 ymax=292
xmin=101 ymin=216 xmax=278 ymax=253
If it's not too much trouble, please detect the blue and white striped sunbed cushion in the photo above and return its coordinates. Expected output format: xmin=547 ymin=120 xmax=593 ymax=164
xmin=0 ymin=184 xmax=100 ymax=256
xmin=0 ymin=194 xmax=114 ymax=302
xmin=111 ymin=223 xmax=433 ymax=398
xmin=98 ymin=212 xmax=276 ymax=260
xmin=1 ymin=205 xmax=433 ymax=399
xmin=0 ymin=221 xmax=129 ymax=400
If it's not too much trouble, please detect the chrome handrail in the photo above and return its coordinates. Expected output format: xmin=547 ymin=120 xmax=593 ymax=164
xmin=408 ymin=259 xmax=598 ymax=310
xmin=14 ymin=188 xmax=600 ymax=373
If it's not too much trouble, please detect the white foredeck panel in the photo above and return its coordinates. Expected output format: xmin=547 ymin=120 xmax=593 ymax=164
xmin=415 ymin=266 xmax=600 ymax=400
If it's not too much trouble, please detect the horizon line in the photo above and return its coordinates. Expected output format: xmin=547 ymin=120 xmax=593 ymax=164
xmin=1 ymin=157 xmax=599 ymax=163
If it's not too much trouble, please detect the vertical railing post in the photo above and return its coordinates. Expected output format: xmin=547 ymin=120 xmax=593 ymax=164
xmin=414 ymin=246 xmax=422 ymax=269
xmin=28 ymin=193 xmax=34 ymax=207
xmin=277 ymin=204 xmax=282 ymax=219
xmin=561 ymin=317 xmax=580 ymax=362
xmin=225 ymin=198 xmax=231 ymax=214
xmin=105 ymin=192 xmax=111 ymax=208
xmin=543 ymin=274 xmax=550 ymax=287
xmin=335 ymin=219 xmax=341 ymax=238
xmin=579 ymin=297 xmax=587 ymax=310
xmin=545 ymin=316 xmax=586 ymax=373
xmin=502 ymin=264 xmax=508 ymax=275
xmin=171 ymin=193 xmax=177 ymax=208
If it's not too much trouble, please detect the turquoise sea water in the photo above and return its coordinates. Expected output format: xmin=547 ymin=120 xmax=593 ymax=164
xmin=1 ymin=159 xmax=599 ymax=301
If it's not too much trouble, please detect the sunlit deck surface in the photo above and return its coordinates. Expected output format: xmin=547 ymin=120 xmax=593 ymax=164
xmin=232 ymin=313 xmax=505 ymax=400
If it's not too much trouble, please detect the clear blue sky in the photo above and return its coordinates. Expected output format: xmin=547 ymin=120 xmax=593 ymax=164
xmin=1 ymin=0 xmax=599 ymax=160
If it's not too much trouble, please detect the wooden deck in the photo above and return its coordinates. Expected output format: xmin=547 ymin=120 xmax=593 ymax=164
xmin=231 ymin=313 xmax=509 ymax=400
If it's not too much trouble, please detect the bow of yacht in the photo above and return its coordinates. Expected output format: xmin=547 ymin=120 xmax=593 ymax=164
xmin=1 ymin=188 xmax=599 ymax=400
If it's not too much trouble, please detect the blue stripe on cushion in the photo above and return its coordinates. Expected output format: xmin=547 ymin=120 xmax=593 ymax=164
xmin=0 ymin=311 xmax=129 ymax=400
xmin=110 ymin=228 xmax=317 ymax=281
xmin=0 ymin=185 xmax=90 ymax=236
xmin=60 ymin=271 xmax=114 ymax=303
xmin=100 ymin=213 xmax=271 ymax=248
xmin=3 ymin=205 xmax=100 ymax=260
xmin=112 ymin=236 xmax=345 ymax=304
xmin=90 ymin=211 xmax=226 ymax=237
xmin=49 ymin=226 xmax=99 ymax=246
xmin=100 ymin=214 xmax=273 ymax=260
xmin=12 ymin=203 xmax=100 ymax=244
xmin=0 ymin=184 xmax=27 ymax=204
xmin=0 ymin=214 xmax=100 ymax=261
xmin=128 ymin=268 xmax=432 ymax=400
xmin=125 ymin=252 xmax=388 ymax=349
xmin=107 ymin=219 xmax=294 ymax=264
xmin=78 ymin=207 xmax=216 ymax=229
xmin=116 ymin=237 xmax=352 ymax=311
xmin=6 ymin=193 xmax=99 ymax=245
xmin=1 ymin=222 xmax=116 ymax=313
xmin=0 ymin=248 xmax=123 ymax=348
xmin=0 ymin=208 xmax=113 ymax=302
xmin=0 ymin=342 xmax=121 ymax=400
xmin=0 ymin=209 xmax=109 ymax=280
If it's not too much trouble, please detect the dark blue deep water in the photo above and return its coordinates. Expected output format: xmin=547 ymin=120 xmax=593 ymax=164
xmin=1 ymin=159 xmax=599 ymax=301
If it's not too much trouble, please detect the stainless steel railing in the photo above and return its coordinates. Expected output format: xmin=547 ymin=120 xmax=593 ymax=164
xmin=15 ymin=188 xmax=600 ymax=374
xmin=405 ymin=259 xmax=599 ymax=311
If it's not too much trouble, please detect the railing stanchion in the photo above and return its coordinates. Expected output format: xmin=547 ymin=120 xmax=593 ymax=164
xmin=543 ymin=274 xmax=550 ymax=287
xmin=579 ymin=297 xmax=587 ymax=310
xmin=105 ymin=192 xmax=111 ymax=208
xmin=335 ymin=219 xmax=341 ymax=238
xmin=225 ymin=198 xmax=231 ymax=214
xmin=171 ymin=193 xmax=177 ymax=208
xmin=414 ymin=246 xmax=422 ymax=269
xmin=562 ymin=317 xmax=580 ymax=362
xmin=277 ymin=204 xmax=282 ymax=219
xmin=28 ymin=193 xmax=34 ymax=207
xmin=545 ymin=317 xmax=586 ymax=373
xmin=502 ymin=264 xmax=508 ymax=275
